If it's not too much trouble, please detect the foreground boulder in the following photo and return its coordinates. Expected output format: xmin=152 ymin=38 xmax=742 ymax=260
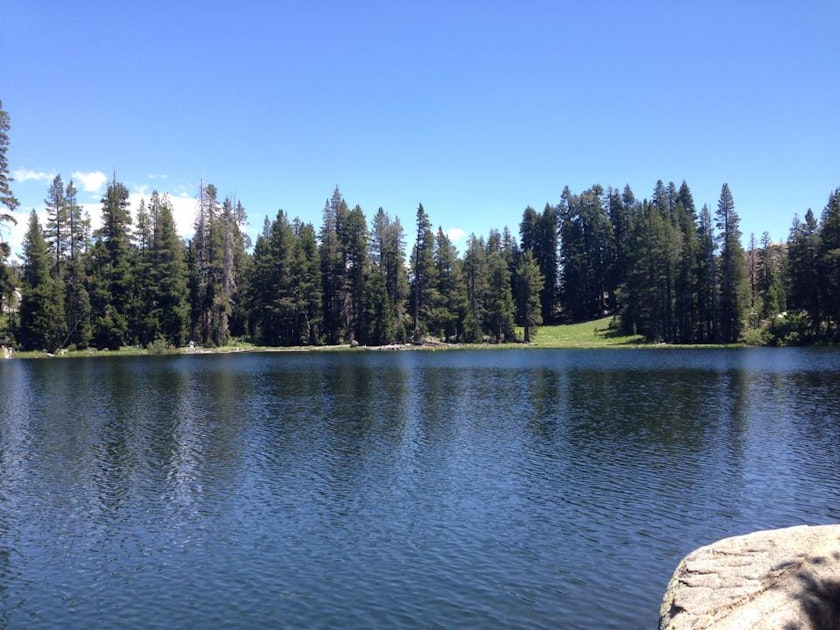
xmin=659 ymin=524 xmax=840 ymax=630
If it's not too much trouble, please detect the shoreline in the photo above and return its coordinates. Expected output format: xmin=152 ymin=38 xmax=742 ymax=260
xmin=3 ymin=340 xmax=753 ymax=360
xmin=6 ymin=316 xmax=834 ymax=360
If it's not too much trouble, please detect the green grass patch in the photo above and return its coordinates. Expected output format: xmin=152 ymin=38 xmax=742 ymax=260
xmin=525 ymin=317 xmax=645 ymax=347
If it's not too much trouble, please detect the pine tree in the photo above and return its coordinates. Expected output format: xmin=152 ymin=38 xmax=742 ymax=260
xmin=151 ymin=192 xmax=189 ymax=346
xmin=293 ymin=220 xmax=322 ymax=344
xmin=621 ymin=200 xmax=680 ymax=341
xmin=695 ymin=204 xmax=718 ymax=342
xmin=246 ymin=218 xmax=271 ymax=343
xmin=363 ymin=256 xmax=393 ymax=345
xmin=560 ymin=185 xmax=613 ymax=321
xmin=410 ymin=203 xmax=437 ymax=342
xmin=191 ymin=182 xmax=225 ymax=345
xmin=515 ymin=250 xmax=544 ymax=342
xmin=539 ymin=204 xmax=560 ymax=323
xmin=649 ymin=181 xmax=682 ymax=341
xmin=320 ymin=188 xmax=346 ymax=344
xmin=559 ymin=187 xmax=583 ymax=319
xmin=45 ymin=175 xmax=70 ymax=276
xmin=519 ymin=206 xmax=539 ymax=253
xmin=484 ymin=232 xmax=515 ymax=342
xmin=193 ymin=183 xmax=231 ymax=345
xmin=520 ymin=204 xmax=559 ymax=324
xmin=221 ymin=197 xmax=249 ymax=339
xmin=0 ymin=100 xmax=18 ymax=226
xmin=818 ymin=189 xmax=840 ymax=336
xmin=90 ymin=178 xmax=133 ymax=348
xmin=747 ymin=232 xmax=758 ymax=326
xmin=339 ymin=204 xmax=368 ymax=343
xmin=0 ymin=101 xmax=20 ymax=336
xmin=43 ymin=174 xmax=90 ymax=349
xmin=756 ymin=231 xmax=785 ymax=319
xmin=132 ymin=198 xmax=155 ymax=344
xmin=715 ymin=183 xmax=748 ymax=342
xmin=652 ymin=180 xmax=669 ymax=215
xmin=66 ymin=180 xmax=90 ymax=261
xmin=606 ymin=188 xmax=630 ymax=312
xmin=673 ymin=181 xmax=698 ymax=342
xmin=63 ymin=179 xmax=91 ymax=348
xmin=250 ymin=210 xmax=297 ymax=345
xmin=462 ymin=234 xmax=488 ymax=342
xmin=19 ymin=211 xmax=64 ymax=351
xmin=431 ymin=228 xmax=466 ymax=341
xmin=249 ymin=210 xmax=322 ymax=346
xmin=369 ymin=207 xmax=408 ymax=344
xmin=500 ymin=226 xmax=520 ymax=290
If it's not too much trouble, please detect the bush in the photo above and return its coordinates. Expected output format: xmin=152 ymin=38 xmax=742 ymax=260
xmin=767 ymin=312 xmax=814 ymax=346
xmin=146 ymin=337 xmax=169 ymax=355
xmin=740 ymin=326 xmax=771 ymax=346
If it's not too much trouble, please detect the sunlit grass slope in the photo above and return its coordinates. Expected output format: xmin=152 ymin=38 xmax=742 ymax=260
xmin=525 ymin=316 xmax=645 ymax=347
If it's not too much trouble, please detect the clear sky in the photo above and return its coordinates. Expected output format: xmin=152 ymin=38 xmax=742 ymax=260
xmin=2 ymin=1 xmax=838 ymax=259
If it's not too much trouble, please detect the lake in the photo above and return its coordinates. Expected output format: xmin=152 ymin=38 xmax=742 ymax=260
xmin=1 ymin=348 xmax=839 ymax=628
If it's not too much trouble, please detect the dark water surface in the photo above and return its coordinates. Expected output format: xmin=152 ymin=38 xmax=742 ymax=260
xmin=1 ymin=348 xmax=839 ymax=628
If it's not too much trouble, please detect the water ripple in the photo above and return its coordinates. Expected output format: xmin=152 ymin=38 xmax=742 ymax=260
xmin=1 ymin=350 xmax=839 ymax=628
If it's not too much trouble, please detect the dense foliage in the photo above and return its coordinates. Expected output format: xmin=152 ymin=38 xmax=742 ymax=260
xmin=2 ymin=102 xmax=840 ymax=350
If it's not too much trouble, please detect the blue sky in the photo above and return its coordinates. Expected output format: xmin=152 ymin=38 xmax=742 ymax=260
xmin=2 ymin=1 xmax=838 ymax=259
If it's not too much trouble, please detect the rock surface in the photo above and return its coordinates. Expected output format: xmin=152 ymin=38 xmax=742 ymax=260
xmin=659 ymin=524 xmax=840 ymax=630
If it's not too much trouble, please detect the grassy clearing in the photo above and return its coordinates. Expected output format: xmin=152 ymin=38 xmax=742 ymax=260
xmin=525 ymin=316 xmax=645 ymax=347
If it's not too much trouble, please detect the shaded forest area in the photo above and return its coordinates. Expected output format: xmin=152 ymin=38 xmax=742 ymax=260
xmin=2 ymin=103 xmax=840 ymax=351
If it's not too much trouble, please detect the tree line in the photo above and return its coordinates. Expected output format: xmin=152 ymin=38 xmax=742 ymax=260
xmin=1 ymin=102 xmax=839 ymax=350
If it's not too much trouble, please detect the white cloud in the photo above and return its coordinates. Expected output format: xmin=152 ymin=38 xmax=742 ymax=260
xmin=170 ymin=196 xmax=199 ymax=237
xmin=446 ymin=227 xmax=467 ymax=243
xmin=71 ymin=170 xmax=108 ymax=193
xmin=12 ymin=168 xmax=55 ymax=183
xmin=148 ymin=173 xmax=168 ymax=180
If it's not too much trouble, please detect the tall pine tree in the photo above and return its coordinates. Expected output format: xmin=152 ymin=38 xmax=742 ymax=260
xmin=484 ymin=229 xmax=515 ymax=342
xmin=320 ymin=188 xmax=346 ymax=344
xmin=369 ymin=207 xmax=408 ymax=344
xmin=515 ymin=250 xmax=543 ymax=342
xmin=0 ymin=101 xmax=20 ymax=340
xmin=0 ymin=100 xmax=18 ymax=229
xmin=19 ymin=211 xmax=64 ymax=351
xmin=715 ymin=183 xmax=748 ymax=342
xmin=90 ymin=178 xmax=133 ymax=348
xmin=63 ymin=179 xmax=91 ymax=347
xmin=818 ymin=189 xmax=840 ymax=336
xmin=431 ymin=228 xmax=466 ymax=341
xmin=151 ymin=192 xmax=189 ymax=346
xmin=462 ymin=234 xmax=488 ymax=342
xmin=410 ymin=203 xmax=437 ymax=342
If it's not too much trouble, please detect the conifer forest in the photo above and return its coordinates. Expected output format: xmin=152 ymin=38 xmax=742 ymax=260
xmin=2 ymin=101 xmax=839 ymax=351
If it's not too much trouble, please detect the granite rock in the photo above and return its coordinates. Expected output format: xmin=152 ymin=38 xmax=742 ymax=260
xmin=659 ymin=524 xmax=840 ymax=630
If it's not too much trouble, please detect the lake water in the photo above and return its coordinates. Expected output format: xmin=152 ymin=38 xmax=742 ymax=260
xmin=1 ymin=348 xmax=839 ymax=628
